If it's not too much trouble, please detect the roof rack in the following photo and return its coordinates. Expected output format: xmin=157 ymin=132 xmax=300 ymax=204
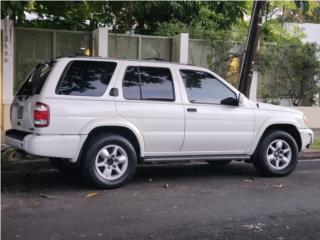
xmin=34 ymin=52 xmax=83 ymax=68
xmin=52 ymin=55 xmax=194 ymax=67
xmin=35 ymin=59 xmax=56 ymax=68
xmin=55 ymin=52 xmax=85 ymax=59
xmin=143 ymin=58 xmax=166 ymax=61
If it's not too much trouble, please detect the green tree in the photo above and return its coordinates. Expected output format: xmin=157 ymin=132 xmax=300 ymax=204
xmin=264 ymin=0 xmax=320 ymax=24
xmin=257 ymin=24 xmax=320 ymax=106
xmin=1 ymin=1 xmax=249 ymax=33
xmin=1 ymin=1 xmax=29 ymax=25
xmin=154 ymin=2 xmax=249 ymax=80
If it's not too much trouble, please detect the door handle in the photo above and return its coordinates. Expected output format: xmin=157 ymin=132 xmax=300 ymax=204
xmin=187 ymin=108 xmax=197 ymax=112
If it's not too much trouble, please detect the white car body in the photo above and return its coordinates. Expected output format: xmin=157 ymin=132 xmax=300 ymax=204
xmin=5 ymin=57 xmax=314 ymax=163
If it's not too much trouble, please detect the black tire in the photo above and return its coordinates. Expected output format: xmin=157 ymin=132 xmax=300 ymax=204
xmin=49 ymin=158 xmax=79 ymax=174
xmin=253 ymin=130 xmax=298 ymax=177
xmin=81 ymin=134 xmax=137 ymax=189
xmin=206 ymin=160 xmax=232 ymax=166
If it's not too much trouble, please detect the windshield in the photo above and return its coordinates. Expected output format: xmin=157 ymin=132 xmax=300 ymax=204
xmin=17 ymin=62 xmax=55 ymax=96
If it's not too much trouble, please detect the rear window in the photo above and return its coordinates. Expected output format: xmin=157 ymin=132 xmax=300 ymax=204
xmin=17 ymin=63 xmax=54 ymax=96
xmin=56 ymin=60 xmax=117 ymax=97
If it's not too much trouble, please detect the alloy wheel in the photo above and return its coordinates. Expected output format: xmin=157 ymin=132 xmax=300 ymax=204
xmin=95 ymin=145 xmax=129 ymax=181
xmin=266 ymin=139 xmax=292 ymax=170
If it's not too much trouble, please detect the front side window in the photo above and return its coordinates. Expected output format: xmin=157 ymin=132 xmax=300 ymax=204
xmin=123 ymin=66 xmax=174 ymax=101
xmin=56 ymin=60 xmax=117 ymax=96
xmin=180 ymin=69 xmax=237 ymax=105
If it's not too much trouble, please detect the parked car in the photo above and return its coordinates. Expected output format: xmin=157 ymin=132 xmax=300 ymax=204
xmin=5 ymin=57 xmax=314 ymax=189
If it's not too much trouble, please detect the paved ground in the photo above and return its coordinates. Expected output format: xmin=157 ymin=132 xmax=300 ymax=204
xmin=2 ymin=160 xmax=320 ymax=240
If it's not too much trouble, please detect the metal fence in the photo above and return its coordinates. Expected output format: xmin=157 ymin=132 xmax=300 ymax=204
xmin=14 ymin=29 xmax=174 ymax=92
xmin=188 ymin=38 xmax=246 ymax=87
xmin=188 ymin=39 xmax=212 ymax=68
xmin=14 ymin=28 xmax=242 ymax=93
xmin=108 ymin=33 xmax=172 ymax=61
xmin=188 ymin=38 xmax=319 ymax=106
xmin=14 ymin=28 xmax=92 ymax=92
xmin=256 ymin=43 xmax=320 ymax=106
xmin=107 ymin=34 xmax=247 ymax=88
xmin=13 ymin=28 xmax=319 ymax=106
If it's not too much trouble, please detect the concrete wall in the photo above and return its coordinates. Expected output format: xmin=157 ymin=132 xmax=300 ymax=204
xmin=172 ymin=33 xmax=189 ymax=64
xmin=294 ymin=107 xmax=320 ymax=129
xmin=295 ymin=107 xmax=320 ymax=138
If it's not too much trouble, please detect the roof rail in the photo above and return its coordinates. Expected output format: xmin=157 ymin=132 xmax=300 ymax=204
xmin=143 ymin=57 xmax=166 ymax=61
xmin=35 ymin=59 xmax=56 ymax=68
xmin=55 ymin=52 xmax=85 ymax=59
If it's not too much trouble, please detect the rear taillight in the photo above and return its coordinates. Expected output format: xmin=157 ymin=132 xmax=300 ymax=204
xmin=34 ymin=102 xmax=50 ymax=127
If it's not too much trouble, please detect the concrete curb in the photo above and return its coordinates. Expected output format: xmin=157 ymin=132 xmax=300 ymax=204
xmin=299 ymin=150 xmax=320 ymax=160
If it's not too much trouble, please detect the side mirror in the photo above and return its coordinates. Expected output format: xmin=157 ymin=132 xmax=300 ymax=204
xmin=221 ymin=97 xmax=239 ymax=106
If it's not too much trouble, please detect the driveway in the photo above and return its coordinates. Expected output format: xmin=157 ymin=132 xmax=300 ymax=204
xmin=2 ymin=160 xmax=320 ymax=240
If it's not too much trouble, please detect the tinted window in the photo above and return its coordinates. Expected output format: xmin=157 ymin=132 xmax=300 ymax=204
xmin=122 ymin=66 xmax=141 ymax=100
xmin=123 ymin=66 xmax=174 ymax=101
xmin=17 ymin=62 xmax=55 ymax=96
xmin=56 ymin=61 xmax=117 ymax=96
xmin=180 ymin=70 xmax=236 ymax=104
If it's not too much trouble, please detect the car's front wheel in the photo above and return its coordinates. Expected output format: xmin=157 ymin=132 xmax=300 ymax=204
xmin=253 ymin=130 xmax=298 ymax=177
xmin=81 ymin=134 xmax=137 ymax=189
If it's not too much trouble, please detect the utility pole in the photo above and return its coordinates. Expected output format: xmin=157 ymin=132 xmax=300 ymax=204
xmin=238 ymin=0 xmax=266 ymax=97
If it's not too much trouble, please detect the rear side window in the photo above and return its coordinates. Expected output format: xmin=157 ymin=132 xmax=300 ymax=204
xmin=56 ymin=60 xmax=117 ymax=96
xmin=17 ymin=63 xmax=54 ymax=96
xmin=123 ymin=66 xmax=174 ymax=101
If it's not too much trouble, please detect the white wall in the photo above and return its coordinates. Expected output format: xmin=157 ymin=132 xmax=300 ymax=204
xmin=172 ymin=33 xmax=189 ymax=64
xmin=294 ymin=107 xmax=320 ymax=129
xmin=93 ymin=28 xmax=108 ymax=57
xmin=1 ymin=19 xmax=14 ymax=131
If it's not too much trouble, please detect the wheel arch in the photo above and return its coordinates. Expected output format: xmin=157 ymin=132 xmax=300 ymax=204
xmin=76 ymin=124 xmax=144 ymax=163
xmin=252 ymin=124 xmax=302 ymax=156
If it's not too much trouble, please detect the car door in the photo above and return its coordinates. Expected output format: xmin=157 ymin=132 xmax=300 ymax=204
xmin=178 ymin=68 xmax=254 ymax=155
xmin=115 ymin=63 xmax=185 ymax=155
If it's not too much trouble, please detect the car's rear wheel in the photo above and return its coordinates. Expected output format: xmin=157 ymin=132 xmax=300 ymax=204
xmin=206 ymin=160 xmax=232 ymax=167
xmin=253 ymin=130 xmax=298 ymax=177
xmin=81 ymin=134 xmax=137 ymax=189
xmin=49 ymin=158 xmax=79 ymax=174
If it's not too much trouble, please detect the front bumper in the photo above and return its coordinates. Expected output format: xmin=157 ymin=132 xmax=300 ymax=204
xmin=299 ymin=128 xmax=314 ymax=151
xmin=5 ymin=129 xmax=82 ymax=159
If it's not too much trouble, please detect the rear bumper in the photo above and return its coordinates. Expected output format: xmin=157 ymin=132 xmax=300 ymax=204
xmin=5 ymin=129 xmax=82 ymax=159
xmin=299 ymin=128 xmax=314 ymax=151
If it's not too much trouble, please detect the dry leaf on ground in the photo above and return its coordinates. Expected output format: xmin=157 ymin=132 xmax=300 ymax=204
xmin=85 ymin=192 xmax=99 ymax=198
xmin=39 ymin=193 xmax=48 ymax=198
xmin=243 ymin=179 xmax=253 ymax=183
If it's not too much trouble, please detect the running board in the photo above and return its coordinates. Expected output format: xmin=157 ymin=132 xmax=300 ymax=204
xmin=142 ymin=154 xmax=250 ymax=162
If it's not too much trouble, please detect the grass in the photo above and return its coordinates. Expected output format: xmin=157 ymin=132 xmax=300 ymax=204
xmin=311 ymin=138 xmax=320 ymax=150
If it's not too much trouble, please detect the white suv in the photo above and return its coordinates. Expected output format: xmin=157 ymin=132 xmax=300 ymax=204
xmin=5 ymin=57 xmax=314 ymax=188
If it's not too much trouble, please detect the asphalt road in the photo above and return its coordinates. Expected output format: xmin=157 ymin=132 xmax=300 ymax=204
xmin=2 ymin=160 xmax=320 ymax=240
